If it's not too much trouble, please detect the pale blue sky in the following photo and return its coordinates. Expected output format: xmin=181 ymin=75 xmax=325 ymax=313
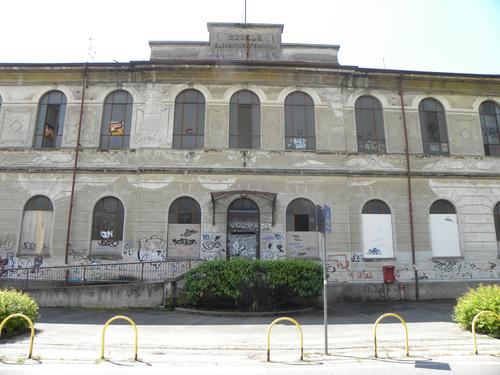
xmin=1 ymin=0 xmax=499 ymax=74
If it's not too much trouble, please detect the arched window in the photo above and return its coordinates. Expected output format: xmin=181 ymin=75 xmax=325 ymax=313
xmin=168 ymin=197 xmax=201 ymax=224
xmin=362 ymin=200 xmax=393 ymax=258
xmin=91 ymin=197 xmax=124 ymax=256
xmin=173 ymin=89 xmax=205 ymax=149
xmin=286 ymin=198 xmax=317 ymax=231
xmin=355 ymin=96 xmax=386 ymax=153
xmin=285 ymin=198 xmax=319 ymax=259
xmin=479 ymin=101 xmax=500 ymax=156
xmin=34 ymin=91 xmax=67 ymax=148
xmin=429 ymin=200 xmax=460 ymax=257
xmin=19 ymin=196 xmax=53 ymax=255
xmin=285 ymin=92 xmax=315 ymax=150
xmin=100 ymin=90 xmax=133 ymax=149
xmin=226 ymin=198 xmax=260 ymax=259
xmin=229 ymin=90 xmax=260 ymax=149
xmin=168 ymin=197 xmax=201 ymax=258
xmin=494 ymin=203 xmax=500 ymax=246
xmin=418 ymin=98 xmax=449 ymax=155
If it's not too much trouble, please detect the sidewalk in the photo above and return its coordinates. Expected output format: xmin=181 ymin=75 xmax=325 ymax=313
xmin=0 ymin=301 xmax=498 ymax=365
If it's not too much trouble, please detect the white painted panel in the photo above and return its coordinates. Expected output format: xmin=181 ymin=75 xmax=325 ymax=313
xmin=286 ymin=231 xmax=319 ymax=259
xmin=19 ymin=210 xmax=52 ymax=254
xmin=362 ymin=214 xmax=394 ymax=258
xmin=430 ymin=214 xmax=460 ymax=257
xmin=167 ymin=224 xmax=201 ymax=258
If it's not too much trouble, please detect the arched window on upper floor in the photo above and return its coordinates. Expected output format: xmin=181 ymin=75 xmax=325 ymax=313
xmin=91 ymin=196 xmax=124 ymax=257
xmin=173 ymin=89 xmax=205 ymax=149
xmin=229 ymin=90 xmax=260 ymax=149
xmin=418 ymin=98 xmax=449 ymax=155
xmin=479 ymin=101 xmax=500 ymax=156
xmin=19 ymin=195 xmax=53 ymax=255
xmin=429 ymin=200 xmax=460 ymax=257
xmin=355 ymin=96 xmax=386 ymax=153
xmin=285 ymin=91 xmax=315 ymax=150
xmin=362 ymin=199 xmax=393 ymax=258
xmin=34 ymin=90 xmax=67 ymax=148
xmin=168 ymin=197 xmax=202 ymax=258
xmin=100 ymin=90 xmax=133 ymax=149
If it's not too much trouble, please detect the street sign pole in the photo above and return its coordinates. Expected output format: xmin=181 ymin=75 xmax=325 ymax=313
xmin=318 ymin=204 xmax=331 ymax=355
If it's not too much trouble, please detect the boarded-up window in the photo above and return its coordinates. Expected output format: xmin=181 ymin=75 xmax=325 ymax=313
xmin=229 ymin=90 xmax=260 ymax=149
xmin=100 ymin=90 xmax=133 ymax=149
xmin=34 ymin=91 xmax=67 ymax=148
xmin=90 ymin=197 xmax=124 ymax=257
xmin=355 ymin=96 xmax=386 ymax=153
xmin=285 ymin=92 xmax=315 ymax=150
xmin=168 ymin=197 xmax=201 ymax=258
xmin=419 ymin=98 xmax=449 ymax=155
xmin=173 ymin=89 xmax=205 ymax=149
xmin=494 ymin=203 xmax=500 ymax=253
xmin=429 ymin=200 xmax=460 ymax=257
xmin=362 ymin=200 xmax=394 ymax=258
xmin=479 ymin=101 xmax=500 ymax=156
xmin=19 ymin=196 xmax=53 ymax=255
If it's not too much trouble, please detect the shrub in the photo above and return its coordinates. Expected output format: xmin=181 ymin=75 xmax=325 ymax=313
xmin=0 ymin=289 xmax=39 ymax=337
xmin=183 ymin=258 xmax=322 ymax=311
xmin=453 ymin=284 xmax=500 ymax=338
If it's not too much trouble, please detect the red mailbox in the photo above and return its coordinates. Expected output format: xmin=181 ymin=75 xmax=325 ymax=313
xmin=383 ymin=265 xmax=396 ymax=284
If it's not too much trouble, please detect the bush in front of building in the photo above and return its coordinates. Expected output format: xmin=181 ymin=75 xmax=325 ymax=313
xmin=453 ymin=284 xmax=500 ymax=338
xmin=183 ymin=258 xmax=322 ymax=311
xmin=0 ymin=289 xmax=40 ymax=337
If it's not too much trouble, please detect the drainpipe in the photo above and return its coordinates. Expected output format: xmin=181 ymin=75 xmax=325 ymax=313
xmin=398 ymin=74 xmax=419 ymax=301
xmin=64 ymin=66 xmax=88 ymax=264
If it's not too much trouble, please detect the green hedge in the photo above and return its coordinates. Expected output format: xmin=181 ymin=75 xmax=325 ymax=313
xmin=453 ymin=284 xmax=500 ymax=338
xmin=183 ymin=258 xmax=322 ymax=311
xmin=0 ymin=289 xmax=39 ymax=337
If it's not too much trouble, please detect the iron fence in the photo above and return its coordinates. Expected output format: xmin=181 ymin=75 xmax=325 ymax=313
xmin=0 ymin=259 xmax=201 ymax=290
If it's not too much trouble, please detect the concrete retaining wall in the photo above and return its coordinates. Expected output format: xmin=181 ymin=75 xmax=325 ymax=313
xmin=27 ymin=281 xmax=166 ymax=308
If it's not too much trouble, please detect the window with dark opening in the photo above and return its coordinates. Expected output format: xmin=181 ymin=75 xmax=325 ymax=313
xmin=34 ymin=91 xmax=67 ymax=148
xmin=19 ymin=195 xmax=53 ymax=254
xmin=430 ymin=199 xmax=456 ymax=214
xmin=229 ymin=90 xmax=260 ymax=149
xmin=173 ymin=89 xmax=205 ymax=149
xmin=286 ymin=198 xmax=317 ymax=231
xmin=362 ymin=199 xmax=390 ymax=214
xmin=285 ymin=91 xmax=315 ymax=150
xmin=169 ymin=197 xmax=201 ymax=224
xmin=479 ymin=101 xmax=500 ymax=156
xmin=91 ymin=197 xmax=124 ymax=242
xmin=419 ymin=98 xmax=449 ymax=155
xmin=355 ymin=96 xmax=386 ymax=153
xmin=493 ymin=202 xmax=500 ymax=242
xmin=100 ymin=90 xmax=133 ymax=149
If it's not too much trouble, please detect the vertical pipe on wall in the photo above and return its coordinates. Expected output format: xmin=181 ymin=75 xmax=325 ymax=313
xmin=398 ymin=74 xmax=419 ymax=301
xmin=64 ymin=66 xmax=88 ymax=264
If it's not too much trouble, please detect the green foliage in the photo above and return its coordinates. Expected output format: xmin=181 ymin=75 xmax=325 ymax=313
xmin=0 ymin=289 xmax=39 ymax=337
xmin=453 ymin=284 xmax=500 ymax=338
xmin=183 ymin=259 xmax=322 ymax=311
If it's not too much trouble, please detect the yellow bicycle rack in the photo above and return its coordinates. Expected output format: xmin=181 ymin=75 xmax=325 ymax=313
xmin=472 ymin=310 xmax=500 ymax=355
xmin=266 ymin=317 xmax=303 ymax=362
xmin=0 ymin=313 xmax=35 ymax=359
xmin=373 ymin=312 xmax=409 ymax=358
xmin=100 ymin=315 xmax=138 ymax=361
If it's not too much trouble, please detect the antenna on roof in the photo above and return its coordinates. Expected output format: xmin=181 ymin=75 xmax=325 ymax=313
xmin=244 ymin=0 xmax=247 ymax=23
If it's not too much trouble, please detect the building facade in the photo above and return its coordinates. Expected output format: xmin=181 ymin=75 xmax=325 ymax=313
xmin=0 ymin=23 xmax=499 ymax=300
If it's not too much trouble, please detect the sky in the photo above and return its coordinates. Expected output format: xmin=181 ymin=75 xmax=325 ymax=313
xmin=1 ymin=0 xmax=499 ymax=74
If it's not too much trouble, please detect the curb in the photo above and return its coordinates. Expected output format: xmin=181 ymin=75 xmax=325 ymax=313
xmin=174 ymin=306 xmax=316 ymax=317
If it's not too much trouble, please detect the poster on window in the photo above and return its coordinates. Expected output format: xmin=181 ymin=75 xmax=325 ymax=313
xmin=167 ymin=224 xmax=201 ymax=258
xmin=108 ymin=121 xmax=124 ymax=136
xmin=430 ymin=214 xmax=460 ymax=257
xmin=362 ymin=214 xmax=394 ymax=258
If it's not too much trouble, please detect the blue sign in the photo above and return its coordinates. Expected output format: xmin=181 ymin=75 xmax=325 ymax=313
xmin=323 ymin=204 xmax=332 ymax=233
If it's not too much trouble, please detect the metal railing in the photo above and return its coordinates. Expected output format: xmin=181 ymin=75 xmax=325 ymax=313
xmin=0 ymin=259 xmax=201 ymax=290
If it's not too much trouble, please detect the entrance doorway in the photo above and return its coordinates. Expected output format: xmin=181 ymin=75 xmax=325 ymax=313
xmin=227 ymin=198 xmax=260 ymax=259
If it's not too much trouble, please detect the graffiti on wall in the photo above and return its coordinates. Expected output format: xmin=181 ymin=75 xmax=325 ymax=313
xmin=201 ymin=233 xmax=225 ymax=260
xmin=228 ymin=233 xmax=257 ymax=258
xmin=168 ymin=224 xmax=200 ymax=258
xmin=286 ymin=232 xmax=319 ymax=258
xmin=0 ymin=234 xmax=16 ymax=251
xmin=261 ymin=232 xmax=285 ymax=260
